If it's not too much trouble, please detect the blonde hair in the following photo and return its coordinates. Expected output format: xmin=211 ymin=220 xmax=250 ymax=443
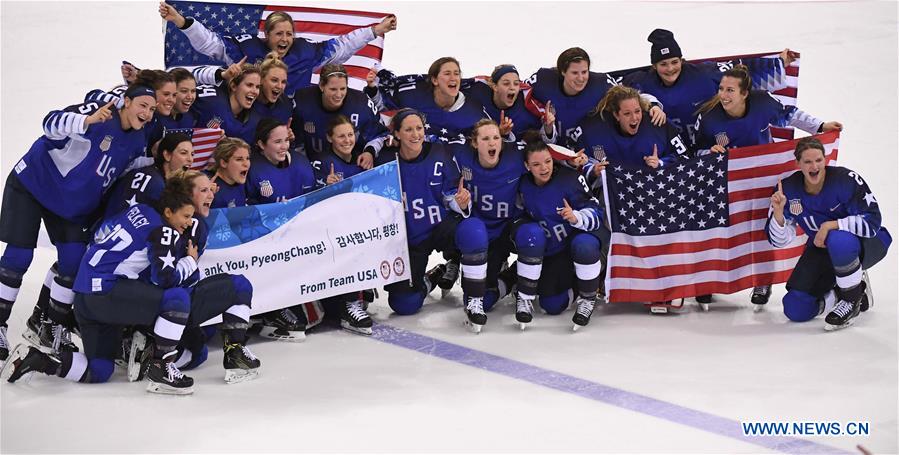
xmin=260 ymin=51 xmax=288 ymax=77
xmin=209 ymin=137 xmax=251 ymax=173
xmin=469 ymin=118 xmax=500 ymax=143
xmin=594 ymin=85 xmax=649 ymax=120
xmin=263 ymin=11 xmax=294 ymax=36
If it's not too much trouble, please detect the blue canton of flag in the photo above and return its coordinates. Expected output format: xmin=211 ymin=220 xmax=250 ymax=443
xmin=605 ymin=154 xmax=729 ymax=235
xmin=164 ymin=1 xmax=265 ymax=66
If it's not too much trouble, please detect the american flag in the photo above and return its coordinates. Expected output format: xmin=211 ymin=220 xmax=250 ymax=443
xmin=601 ymin=130 xmax=840 ymax=303
xmin=607 ymin=50 xmax=801 ymax=141
xmin=164 ymin=127 xmax=225 ymax=170
xmin=164 ymin=1 xmax=389 ymax=90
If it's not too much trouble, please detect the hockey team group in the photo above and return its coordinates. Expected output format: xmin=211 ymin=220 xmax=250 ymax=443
xmin=0 ymin=2 xmax=891 ymax=395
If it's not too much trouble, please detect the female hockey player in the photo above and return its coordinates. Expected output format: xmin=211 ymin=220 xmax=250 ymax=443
xmin=695 ymin=64 xmax=843 ymax=310
xmin=208 ymin=137 xmax=252 ymax=209
xmin=369 ymin=57 xmax=487 ymax=145
xmin=377 ymin=109 xmax=489 ymax=330
xmin=314 ymin=116 xmax=376 ymax=335
xmin=158 ymin=1 xmax=396 ymax=94
xmin=191 ymin=63 xmax=263 ymax=144
xmin=524 ymin=47 xmax=664 ymax=148
xmin=2 ymin=176 xmax=259 ymax=394
xmin=514 ymin=137 xmax=606 ymax=331
xmin=0 ymin=86 xmax=157 ymax=364
xmin=244 ymin=118 xmax=315 ymax=341
xmin=451 ymin=119 xmax=527 ymax=330
xmin=767 ymin=137 xmax=890 ymax=331
xmin=464 ymin=64 xmax=557 ymax=141
xmin=292 ymin=63 xmax=386 ymax=166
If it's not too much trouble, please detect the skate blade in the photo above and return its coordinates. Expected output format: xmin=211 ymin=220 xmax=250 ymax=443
xmin=825 ymin=319 xmax=855 ymax=332
xmin=340 ymin=320 xmax=373 ymax=336
xmin=257 ymin=327 xmax=306 ymax=342
xmin=649 ymin=306 xmax=668 ymax=314
xmin=0 ymin=344 xmax=32 ymax=382
xmin=225 ymin=368 xmax=259 ymax=385
xmin=698 ymin=303 xmax=710 ymax=312
xmin=518 ymin=322 xmax=529 ymax=331
xmin=463 ymin=320 xmax=483 ymax=333
xmin=127 ymin=332 xmax=148 ymax=382
xmin=440 ymin=287 xmax=453 ymax=298
xmin=571 ymin=323 xmax=583 ymax=332
xmin=146 ymin=381 xmax=194 ymax=395
xmin=753 ymin=303 xmax=766 ymax=313
xmin=21 ymin=327 xmax=44 ymax=350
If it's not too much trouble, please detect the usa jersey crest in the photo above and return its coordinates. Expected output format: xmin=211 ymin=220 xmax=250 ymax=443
xmin=260 ymin=180 xmax=274 ymax=198
xmin=460 ymin=166 xmax=473 ymax=182
xmin=591 ymin=145 xmax=606 ymax=161
xmin=207 ymin=116 xmax=222 ymax=129
xmin=789 ymin=198 xmax=803 ymax=216
xmin=304 ymin=121 xmax=316 ymax=135
xmin=99 ymin=135 xmax=113 ymax=152
xmin=715 ymin=132 xmax=730 ymax=147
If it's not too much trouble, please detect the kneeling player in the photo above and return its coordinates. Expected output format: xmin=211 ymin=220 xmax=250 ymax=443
xmin=767 ymin=137 xmax=891 ymax=331
xmin=378 ymin=110 xmax=489 ymax=326
xmin=515 ymin=138 xmax=606 ymax=331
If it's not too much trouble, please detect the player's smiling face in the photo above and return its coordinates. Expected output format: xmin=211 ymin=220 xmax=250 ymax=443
xmin=175 ymin=78 xmax=196 ymax=114
xmin=328 ymin=122 xmax=356 ymax=158
xmin=798 ymin=148 xmax=827 ymax=187
xmin=473 ymin=124 xmax=502 ymax=168
xmin=122 ymin=95 xmax=157 ymax=130
xmin=654 ymin=56 xmax=682 ymax=86
xmin=163 ymin=141 xmax=194 ymax=175
xmin=262 ymin=67 xmax=287 ymax=103
xmin=259 ymin=125 xmax=290 ymax=164
xmin=231 ymin=73 xmax=261 ymax=111
xmin=395 ymin=115 xmax=425 ymax=156
xmin=164 ymin=203 xmax=195 ymax=235
xmin=526 ymin=149 xmax=554 ymax=186
xmin=718 ymin=76 xmax=747 ymax=115
xmin=613 ymin=98 xmax=643 ymax=135
xmin=190 ymin=174 xmax=215 ymax=218
xmin=432 ymin=62 xmax=461 ymax=99
xmin=321 ymin=76 xmax=348 ymax=110
xmin=562 ymin=60 xmax=590 ymax=95
xmin=221 ymin=146 xmax=250 ymax=184
xmin=265 ymin=21 xmax=294 ymax=57
xmin=492 ymin=72 xmax=521 ymax=109
xmin=155 ymin=81 xmax=177 ymax=116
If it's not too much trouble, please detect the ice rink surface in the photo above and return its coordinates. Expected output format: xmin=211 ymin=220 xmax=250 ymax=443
xmin=1 ymin=1 xmax=897 ymax=453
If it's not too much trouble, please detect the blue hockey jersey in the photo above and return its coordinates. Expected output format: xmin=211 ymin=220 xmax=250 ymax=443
xmin=313 ymin=153 xmax=365 ymax=188
xmin=571 ymin=113 xmax=688 ymax=171
xmin=767 ymin=167 xmax=887 ymax=248
xmin=246 ymin=152 xmax=316 ymax=204
xmin=518 ymin=166 xmax=603 ymax=256
xmin=392 ymin=142 xmax=464 ymax=245
xmin=193 ymin=84 xmax=262 ymax=144
xmin=103 ymin=165 xmax=166 ymax=220
xmin=73 ymin=204 xmax=198 ymax=294
xmin=453 ymin=141 xmax=526 ymax=241
xmin=291 ymin=86 xmax=387 ymax=160
xmin=466 ymin=81 xmax=543 ymax=138
xmin=14 ymin=101 xmax=148 ymax=223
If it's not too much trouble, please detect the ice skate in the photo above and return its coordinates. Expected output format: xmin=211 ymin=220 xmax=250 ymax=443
xmin=750 ymin=285 xmax=772 ymax=311
xmin=463 ymin=296 xmax=486 ymax=333
xmin=1 ymin=344 xmax=59 ymax=383
xmin=825 ymin=282 xmax=865 ymax=332
xmin=437 ymin=260 xmax=460 ymax=297
xmin=644 ymin=299 xmax=684 ymax=314
xmin=572 ymin=296 xmax=596 ymax=331
xmin=340 ymin=300 xmax=373 ymax=336
xmin=860 ymin=270 xmax=873 ymax=312
xmin=145 ymin=353 xmax=193 ymax=395
xmin=424 ymin=263 xmax=446 ymax=296
xmin=127 ymin=330 xmax=152 ymax=382
xmin=0 ymin=324 xmax=8 ymax=365
xmin=515 ymin=294 xmax=534 ymax=331
xmin=696 ymin=294 xmax=712 ymax=312
xmin=258 ymin=308 xmax=306 ymax=342
xmin=222 ymin=335 xmax=260 ymax=384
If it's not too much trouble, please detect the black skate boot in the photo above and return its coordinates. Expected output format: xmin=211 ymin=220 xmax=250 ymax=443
xmin=437 ymin=259 xmax=460 ymax=297
xmin=127 ymin=330 xmax=153 ymax=382
xmin=424 ymin=264 xmax=447 ymax=296
xmin=145 ymin=352 xmax=194 ymax=395
xmin=463 ymin=296 xmax=486 ymax=333
xmin=222 ymin=335 xmax=260 ymax=384
xmin=258 ymin=308 xmax=306 ymax=342
xmin=341 ymin=300 xmax=373 ymax=336
xmin=860 ymin=270 xmax=873 ymax=312
xmin=515 ymin=294 xmax=534 ymax=331
xmin=0 ymin=324 xmax=8 ymax=364
xmin=696 ymin=294 xmax=712 ymax=311
xmin=1 ymin=344 xmax=60 ymax=383
xmin=572 ymin=296 xmax=596 ymax=331
xmin=825 ymin=282 xmax=865 ymax=332
xmin=750 ymin=285 xmax=772 ymax=311
xmin=23 ymin=318 xmax=79 ymax=356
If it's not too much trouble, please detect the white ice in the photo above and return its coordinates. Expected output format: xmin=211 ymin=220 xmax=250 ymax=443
xmin=1 ymin=1 xmax=897 ymax=453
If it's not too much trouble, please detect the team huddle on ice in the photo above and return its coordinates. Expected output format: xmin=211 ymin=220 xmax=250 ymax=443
xmin=0 ymin=2 xmax=891 ymax=395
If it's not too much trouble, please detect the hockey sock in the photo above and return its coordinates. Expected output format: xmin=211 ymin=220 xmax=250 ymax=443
xmin=514 ymin=223 xmax=546 ymax=300
xmin=154 ymin=288 xmax=190 ymax=357
xmin=571 ymin=234 xmax=602 ymax=299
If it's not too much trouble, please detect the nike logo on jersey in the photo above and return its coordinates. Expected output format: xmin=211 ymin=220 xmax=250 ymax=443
xmin=429 ymin=182 xmax=441 ymax=186
xmin=507 ymin=177 xmax=521 ymax=184
xmin=829 ymin=203 xmax=841 ymax=211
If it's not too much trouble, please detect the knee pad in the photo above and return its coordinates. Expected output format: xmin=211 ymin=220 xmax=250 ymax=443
xmin=55 ymin=242 xmax=87 ymax=277
xmin=455 ymin=218 xmax=488 ymax=255
xmin=539 ymin=289 xmax=573 ymax=315
xmin=782 ymin=290 xmax=820 ymax=322
xmin=570 ymin=234 xmax=601 ymax=264
xmin=825 ymin=230 xmax=861 ymax=267
xmin=0 ymin=246 xmax=34 ymax=274
xmin=161 ymin=287 xmax=191 ymax=314
xmin=388 ymin=290 xmax=424 ymax=315
xmin=515 ymin=223 xmax=546 ymax=258
xmin=87 ymin=358 xmax=115 ymax=384
xmin=230 ymin=274 xmax=253 ymax=306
